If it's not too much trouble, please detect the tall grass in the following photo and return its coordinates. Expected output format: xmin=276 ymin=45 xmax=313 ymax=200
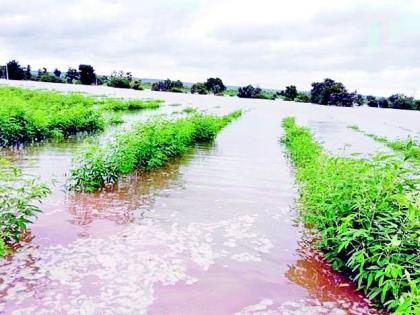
xmin=69 ymin=110 xmax=242 ymax=191
xmin=0 ymin=87 xmax=163 ymax=146
xmin=282 ymin=117 xmax=419 ymax=314
xmin=0 ymin=159 xmax=50 ymax=256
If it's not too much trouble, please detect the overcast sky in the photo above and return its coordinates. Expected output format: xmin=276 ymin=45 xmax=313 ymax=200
xmin=1 ymin=0 xmax=419 ymax=96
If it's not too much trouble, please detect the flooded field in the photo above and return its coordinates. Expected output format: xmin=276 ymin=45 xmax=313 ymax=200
xmin=1 ymin=80 xmax=419 ymax=314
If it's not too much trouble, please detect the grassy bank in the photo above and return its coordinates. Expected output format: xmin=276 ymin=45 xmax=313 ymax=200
xmin=0 ymin=87 xmax=162 ymax=146
xmin=282 ymin=117 xmax=419 ymax=314
xmin=0 ymin=160 xmax=50 ymax=256
xmin=69 ymin=110 xmax=242 ymax=191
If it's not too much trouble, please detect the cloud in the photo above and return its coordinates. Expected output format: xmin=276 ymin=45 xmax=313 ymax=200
xmin=0 ymin=0 xmax=419 ymax=96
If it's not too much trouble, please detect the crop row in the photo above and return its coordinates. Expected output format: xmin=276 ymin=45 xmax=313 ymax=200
xmin=282 ymin=117 xmax=419 ymax=314
xmin=69 ymin=111 xmax=242 ymax=191
xmin=0 ymin=87 xmax=162 ymax=146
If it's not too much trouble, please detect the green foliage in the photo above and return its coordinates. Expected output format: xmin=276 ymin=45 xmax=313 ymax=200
xmin=6 ymin=60 xmax=25 ymax=80
xmin=131 ymin=80 xmax=144 ymax=90
xmin=282 ymin=117 xmax=419 ymax=314
xmin=38 ymin=73 xmax=64 ymax=83
xmin=0 ymin=87 xmax=161 ymax=146
xmin=78 ymin=64 xmax=96 ymax=85
xmin=0 ymin=87 xmax=105 ymax=146
xmin=191 ymin=82 xmax=209 ymax=95
xmin=204 ymin=77 xmax=226 ymax=94
xmin=237 ymin=85 xmax=276 ymax=100
xmin=294 ymin=93 xmax=310 ymax=103
xmin=0 ymin=159 xmax=50 ymax=257
xmin=284 ymin=85 xmax=298 ymax=101
xmin=69 ymin=110 xmax=242 ymax=191
xmin=98 ymin=98 xmax=163 ymax=111
xmin=151 ymin=79 xmax=184 ymax=92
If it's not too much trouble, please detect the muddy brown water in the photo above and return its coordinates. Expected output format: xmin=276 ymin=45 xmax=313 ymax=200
xmin=1 ymin=80 xmax=419 ymax=314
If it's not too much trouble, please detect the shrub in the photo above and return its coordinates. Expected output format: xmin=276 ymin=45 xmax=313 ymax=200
xmin=0 ymin=159 xmax=50 ymax=256
xmin=191 ymin=83 xmax=209 ymax=95
xmin=294 ymin=93 xmax=310 ymax=103
xmin=237 ymin=85 xmax=276 ymax=100
xmin=388 ymin=94 xmax=416 ymax=110
xmin=131 ymin=80 xmax=143 ymax=90
xmin=108 ymin=76 xmax=131 ymax=89
xmin=69 ymin=111 xmax=242 ymax=191
xmin=39 ymin=73 xmax=64 ymax=83
xmin=282 ymin=117 xmax=419 ymax=314
xmin=152 ymin=79 xmax=184 ymax=92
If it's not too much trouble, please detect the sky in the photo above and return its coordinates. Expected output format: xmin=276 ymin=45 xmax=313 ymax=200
xmin=1 ymin=0 xmax=419 ymax=96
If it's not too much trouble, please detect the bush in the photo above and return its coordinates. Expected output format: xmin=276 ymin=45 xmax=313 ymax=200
xmin=282 ymin=117 xmax=419 ymax=314
xmin=388 ymin=94 xmax=416 ymax=110
xmin=69 ymin=111 xmax=242 ymax=191
xmin=294 ymin=93 xmax=310 ymax=103
xmin=191 ymin=83 xmax=208 ymax=95
xmin=108 ymin=76 xmax=131 ymax=89
xmin=39 ymin=73 xmax=64 ymax=83
xmin=237 ymin=85 xmax=275 ymax=100
xmin=0 ymin=159 xmax=49 ymax=256
xmin=131 ymin=80 xmax=143 ymax=90
xmin=151 ymin=79 xmax=184 ymax=92
xmin=98 ymin=98 xmax=163 ymax=111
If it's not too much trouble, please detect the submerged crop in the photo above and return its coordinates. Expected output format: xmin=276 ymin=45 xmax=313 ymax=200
xmin=282 ymin=117 xmax=419 ymax=314
xmin=69 ymin=110 xmax=242 ymax=191
xmin=0 ymin=159 xmax=50 ymax=256
xmin=0 ymin=87 xmax=162 ymax=146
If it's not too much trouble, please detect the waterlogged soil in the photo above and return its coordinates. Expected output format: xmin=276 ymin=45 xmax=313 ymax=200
xmin=1 ymin=81 xmax=419 ymax=314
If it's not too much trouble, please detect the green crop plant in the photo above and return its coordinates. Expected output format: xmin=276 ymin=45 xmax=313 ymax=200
xmin=0 ymin=159 xmax=50 ymax=257
xmin=282 ymin=117 xmax=419 ymax=314
xmin=348 ymin=125 xmax=420 ymax=164
xmin=69 ymin=110 xmax=242 ymax=191
xmin=0 ymin=87 xmax=162 ymax=146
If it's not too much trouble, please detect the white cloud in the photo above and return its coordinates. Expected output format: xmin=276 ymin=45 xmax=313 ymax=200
xmin=0 ymin=0 xmax=419 ymax=96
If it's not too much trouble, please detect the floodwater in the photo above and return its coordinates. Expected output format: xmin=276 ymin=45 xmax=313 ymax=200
xmin=1 ymin=80 xmax=419 ymax=314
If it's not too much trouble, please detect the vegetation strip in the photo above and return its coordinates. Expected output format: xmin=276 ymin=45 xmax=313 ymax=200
xmin=0 ymin=87 xmax=162 ymax=146
xmin=0 ymin=159 xmax=50 ymax=256
xmin=282 ymin=117 xmax=419 ymax=314
xmin=69 ymin=110 xmax=242 ymax=191
xmin=348 ymin=125 xmax=420 ymax=163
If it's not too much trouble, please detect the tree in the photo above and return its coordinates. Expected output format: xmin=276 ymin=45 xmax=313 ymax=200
xmin=78 ymin=64 xmax=96 ymax=85
xmin=24 ymin=65 xmax=32 ymax=80
xmin=237 ymin=85 xmax=267 ymax=99
xmin=354 ymin=94 xmax=364 ymax=106
xmin=328 ymin=91 xmax=357 ymax=107
xmin=53 ymin=68 xmax=62 ymax=78
xmin=310 ymin=78 xmax=347 ymax=105
xmin=366 ymin=96 xmax=379 ymax=107
xmin=6 ymin=60 xmax=25 ymax=80
xmin=205 ymin=77 xmax=226 ymax=94
xmin=378 ymin=98 xmax=389 ymax=108
xmin=284 ymin=85 xmax=298 ymax=101
xmin=152 ymin=79 xmax=184 ymax=92
xmin=191 ymin=82 xmax=208 ymax=94
xmin=388 ymin=94 xmax=416 ymax=110
xmin=65 ymin=68 xmax=79 ymax=83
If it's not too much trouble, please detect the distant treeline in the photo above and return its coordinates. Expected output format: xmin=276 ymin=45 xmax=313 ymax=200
xmin=1 ymin=60 xmax=419 ymax=111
